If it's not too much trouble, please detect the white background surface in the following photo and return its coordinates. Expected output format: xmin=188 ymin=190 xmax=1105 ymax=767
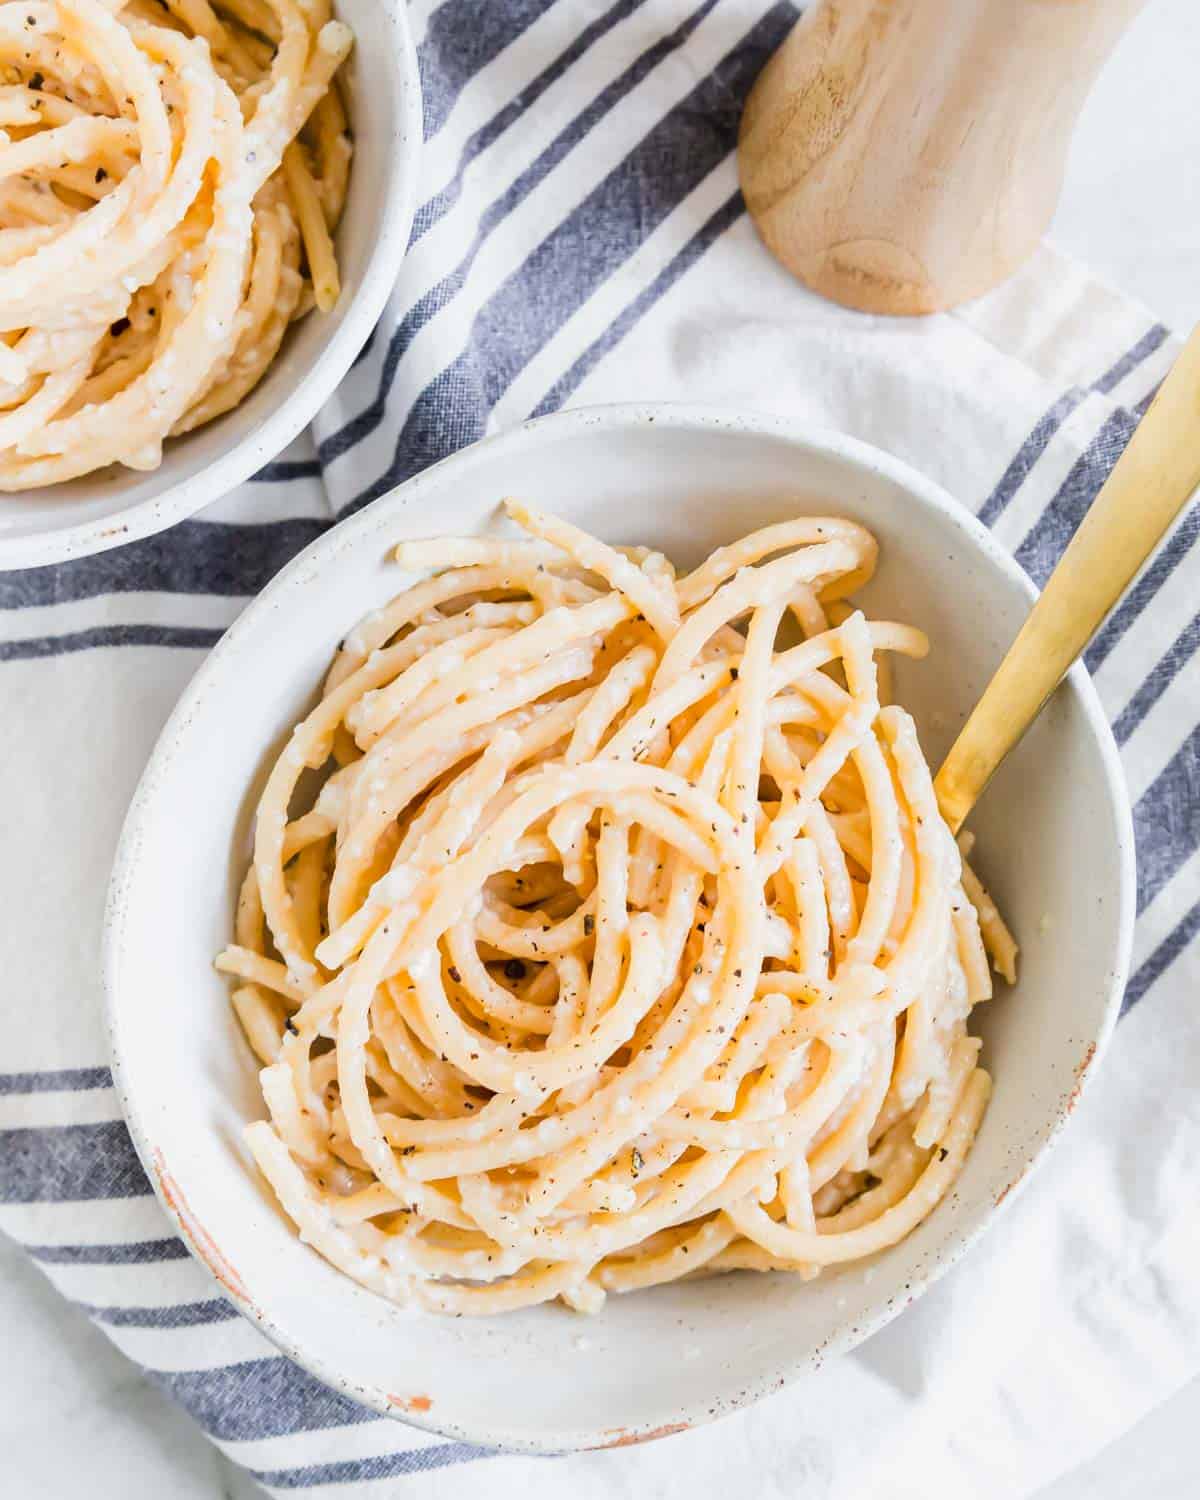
xmin=3 ymin=1 xmax=1197 ymax=1495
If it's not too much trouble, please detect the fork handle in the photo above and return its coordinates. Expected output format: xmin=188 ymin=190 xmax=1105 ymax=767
xmin=934 ymin=322 xmax=1200 ymax=833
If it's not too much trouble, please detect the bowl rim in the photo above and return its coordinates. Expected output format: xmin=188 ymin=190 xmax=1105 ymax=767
xmin=0 ymin=0 xmax=423 ymax=573
xmin=103 ymin=401 xmax=1137 ymax=1453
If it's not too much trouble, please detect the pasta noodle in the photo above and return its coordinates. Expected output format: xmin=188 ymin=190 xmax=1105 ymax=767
xmin=219 ymin=504 xmax=1018 ymax=1315
xmin=0 ymin=0 xmax=353 ymax=488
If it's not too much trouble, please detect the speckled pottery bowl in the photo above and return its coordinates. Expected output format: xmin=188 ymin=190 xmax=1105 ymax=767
xmin=0 ymin=0 xmax=422 ymax=571
xmin=104 ymin=404 xmax=1135 ymax=1452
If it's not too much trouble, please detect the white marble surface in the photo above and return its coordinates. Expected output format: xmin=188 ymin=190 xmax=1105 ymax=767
xmin=3 ymin=1 xmax=1197 ymax=1495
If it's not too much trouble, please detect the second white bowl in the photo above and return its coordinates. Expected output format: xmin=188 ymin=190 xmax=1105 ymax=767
xmin=0 ymin=0 xmax=423 ymax=572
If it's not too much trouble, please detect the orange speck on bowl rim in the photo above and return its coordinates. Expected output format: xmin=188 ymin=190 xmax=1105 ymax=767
xmin=153 ymin=1148 xmax=251 ymax=1306
xmin=592 ymin=1422 xmax=690 ymax=1449
xmin=388 ymin=1394 xmax=433 ymax=1413
xmin=1065 ymin=1041 xmax=1098 ymax=1115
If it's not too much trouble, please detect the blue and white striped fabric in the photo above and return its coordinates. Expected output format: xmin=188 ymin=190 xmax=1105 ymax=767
xmin=2 ymin=3 xmax=1198 ymax=1496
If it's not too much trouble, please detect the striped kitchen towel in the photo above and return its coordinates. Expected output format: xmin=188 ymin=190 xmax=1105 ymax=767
xmin=2 ymin=2 xmax=1198 ymax=1497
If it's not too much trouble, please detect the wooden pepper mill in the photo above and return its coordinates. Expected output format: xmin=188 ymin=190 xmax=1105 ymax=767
xmin=739 ymin=0 xmax=1148 ymax=316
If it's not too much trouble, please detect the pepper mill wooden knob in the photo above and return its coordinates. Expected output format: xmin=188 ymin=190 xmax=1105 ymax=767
xmin=739 ymin=0 xmax=1148 ymax=316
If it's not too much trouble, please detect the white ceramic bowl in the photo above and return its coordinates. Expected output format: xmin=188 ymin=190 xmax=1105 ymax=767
xmin=105 ymin=405 xmax=1135 ymax=1452
xmin=0 ymin=0 xmax=422 ymax=572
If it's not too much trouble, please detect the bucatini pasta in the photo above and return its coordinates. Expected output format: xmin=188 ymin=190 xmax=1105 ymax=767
xmin=218 ymin=504 xmax=1017 ymax=1316
xmin=0 ymin=0 xmax=353 ymax=488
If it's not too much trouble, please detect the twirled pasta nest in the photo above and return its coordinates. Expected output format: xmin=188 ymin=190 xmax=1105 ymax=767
xmin=218 ymin=504 xmax=1017 ymax=1316
xmin=0 ymin=0 xmax=352 ymax=487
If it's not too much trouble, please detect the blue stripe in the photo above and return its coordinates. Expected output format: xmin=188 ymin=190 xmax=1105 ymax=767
xmin=1113 ymin=611 xmax=1200 ymax=746
xmin=0 ymin=1121 xmax=151 ymax=1203
xmin=85 ymin=1297 xmax=238 ymax=1330
xmin=414 ymin=0 xmax=648 ymax=248
xmin=0 ymin=1067 xmax=113 ymax=1094
xmin=343 ymin=4 xmax=795 ymax=512
xmin=0 ymin=624 xmax=223 ymax=662
xmin=151 ymin=1358 xmax=378 ymax=1442
xmin=1091 ymin=323 xmax=1169 ymax=396
xmin=1086 ymin=504 xmax=1199 ymax=672
xmin=417 ymin=0 xmax=561 ymax=144
xmin=1014 ymin=407 xmax=1139 ymax=587
xmin=1133 ymin=721 xmax=1200 ymax=915
xmin=1124 ymin=900 xmax=1200 ymax=1012
xmin=976 ymin=325 xmax=1167 ymax=530
xmin=321 ymin=0 xmax=725 ymax=467
xmin=253 ymin=1443 xmax=493 ymax=1489
xmin=250 ymin=459 xmax=322 ymax=483
xmin=531 ymin=188 xmax=744 ymax=416
xmin=977 ymin=388 xmax=1088 ymax=529
xmin=27 ymin=1237 xmax=188 ymax=1265
xmin=0 ymin=518 xmax=327 ymax=610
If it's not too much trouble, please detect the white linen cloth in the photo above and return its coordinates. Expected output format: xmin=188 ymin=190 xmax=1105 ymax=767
xmin=1 ymin=2 xmax=1197 ymax=1496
